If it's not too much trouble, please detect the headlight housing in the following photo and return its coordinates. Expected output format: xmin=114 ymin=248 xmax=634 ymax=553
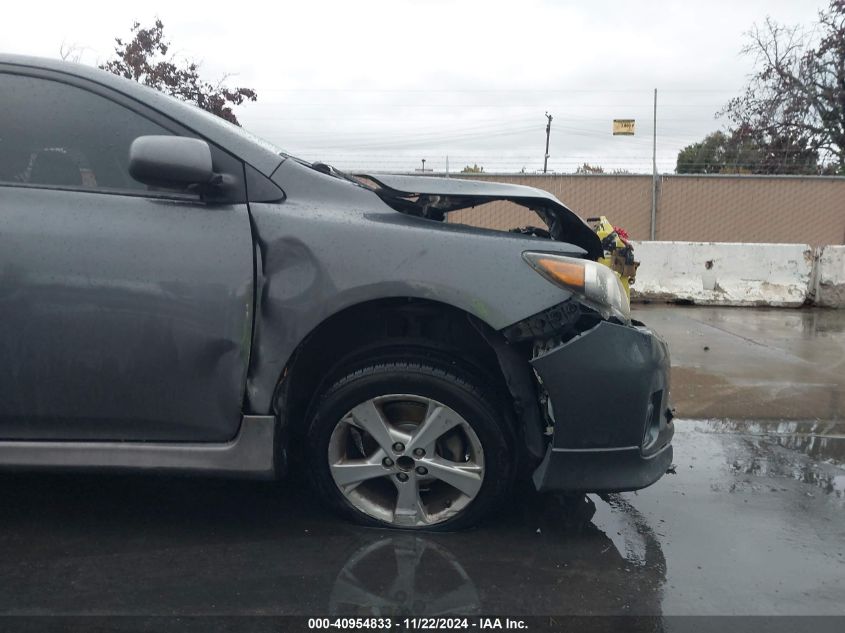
xmin=523 ymin=252 xmax=631 ymax=321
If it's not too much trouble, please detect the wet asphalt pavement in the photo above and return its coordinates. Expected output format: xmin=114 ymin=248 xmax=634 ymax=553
xmin=0 ymin=306 xmax=843 ymax=620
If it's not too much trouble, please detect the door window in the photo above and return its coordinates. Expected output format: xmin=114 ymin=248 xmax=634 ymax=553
xmin=0 ymin=73 xmax=175 ymax=193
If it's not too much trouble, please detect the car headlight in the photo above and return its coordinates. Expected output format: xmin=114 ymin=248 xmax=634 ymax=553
xmin=522 ymin=251 xmax=630 ymax=321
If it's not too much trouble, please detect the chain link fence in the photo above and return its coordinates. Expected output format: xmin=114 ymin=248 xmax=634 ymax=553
xmin=442 ymin=173 xmax=845 ymax=246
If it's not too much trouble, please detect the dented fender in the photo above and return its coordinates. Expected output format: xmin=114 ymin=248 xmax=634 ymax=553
xmin=244 ymin=159 xmax=589 ymax=415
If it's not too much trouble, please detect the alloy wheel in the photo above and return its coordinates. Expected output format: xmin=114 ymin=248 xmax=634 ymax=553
xmin=327 ymin=394 xmax=485 ymax=527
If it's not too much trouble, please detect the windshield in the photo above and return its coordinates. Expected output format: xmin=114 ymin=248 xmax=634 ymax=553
xmin=128 ymin=80 xmax=290 ymax=158
xmin=174 ymin=100 xmax=289 ymax=157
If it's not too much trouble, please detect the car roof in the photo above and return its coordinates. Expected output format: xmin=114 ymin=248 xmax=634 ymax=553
xmin=0 ymin=53 xmax=283 ymax=176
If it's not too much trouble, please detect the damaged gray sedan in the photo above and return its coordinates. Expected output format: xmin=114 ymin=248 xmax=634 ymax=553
xmin=0 ymin=55 xmax=674 ymax=529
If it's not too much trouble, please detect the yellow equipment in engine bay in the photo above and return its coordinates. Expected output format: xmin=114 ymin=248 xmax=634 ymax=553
xmin=588 ymin=216 xmax=639 ymax=299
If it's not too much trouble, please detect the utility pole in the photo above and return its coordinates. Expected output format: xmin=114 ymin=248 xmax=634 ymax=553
xmin=543 ymin=112 xmax=553 ymax=174
xmin=650 ymin=89 xmax=657 ymax=240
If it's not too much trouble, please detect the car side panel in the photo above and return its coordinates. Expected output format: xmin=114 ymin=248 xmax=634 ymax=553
xmin=0 ymin=187 xmax=254 ymax=441
xmin=245 ymin=159 xmax=586 ymax=414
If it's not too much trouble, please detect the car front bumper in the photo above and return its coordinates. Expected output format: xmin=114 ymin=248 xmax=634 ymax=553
xmin=530 ymin=320 xmax=674 ymax=493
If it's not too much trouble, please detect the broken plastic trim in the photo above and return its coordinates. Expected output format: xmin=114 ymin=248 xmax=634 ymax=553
xmin=468 ymin=316 xmax=546 ymax=462
xmin=504 ymin=300 xmax=604 ymax=348
xmin=466 ymin=301 xmax=605 ymax=465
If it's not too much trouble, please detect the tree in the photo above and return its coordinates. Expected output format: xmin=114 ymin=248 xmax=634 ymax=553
xmin=461 ymin=163 xmax=484 ymax=173
xmin=575 ymin=163 xmax=604 ymax=174
xmin=677 ymin=128 xmax=825 ymax=175
xmin=675 ymin=130 xmax=761 ymax=174
xmin=722 ymin=1 xmax=845 ymax=173
xmin=100 ymin=19 xmax=257 ymax=125
xmin=677 ymin=131 xmax=732 ymax=174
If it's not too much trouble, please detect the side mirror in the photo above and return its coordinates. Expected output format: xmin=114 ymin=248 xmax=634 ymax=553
xmin=129 ymin=135 xmax=214 ymax=189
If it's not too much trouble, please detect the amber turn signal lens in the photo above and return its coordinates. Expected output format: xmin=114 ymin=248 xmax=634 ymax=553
xmin=534 ymin=257 xmax=585 ymax=289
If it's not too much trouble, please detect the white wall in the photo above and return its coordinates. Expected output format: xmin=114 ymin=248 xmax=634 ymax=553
xmin=629 ymin=241 xmax=816 ymax=308
xmin=814 ymin=246 xmax=845 ymax=308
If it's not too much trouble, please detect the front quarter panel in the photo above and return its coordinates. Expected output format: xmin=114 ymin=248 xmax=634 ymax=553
xmin=245 ymin=159 xmax=586 ymax=414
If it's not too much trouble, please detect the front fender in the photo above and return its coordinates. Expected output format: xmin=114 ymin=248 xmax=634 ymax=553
xmin=244 ymin=160 xmax=585 ymax=414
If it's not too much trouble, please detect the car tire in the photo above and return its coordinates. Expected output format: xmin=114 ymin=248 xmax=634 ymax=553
xmin=305 ymin=355 xmax=515 ymax=530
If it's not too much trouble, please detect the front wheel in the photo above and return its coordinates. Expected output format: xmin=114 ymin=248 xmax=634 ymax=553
xmin=305 ymin=358 xmax=515 ymax=530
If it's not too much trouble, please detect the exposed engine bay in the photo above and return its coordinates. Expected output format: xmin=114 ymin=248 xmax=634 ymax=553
xmin=355 ymin=173 xmax=605 ymax=261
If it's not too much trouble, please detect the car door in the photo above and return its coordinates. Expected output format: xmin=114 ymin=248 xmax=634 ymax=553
xmin=0 ymin=70 xmax=254 ymax=442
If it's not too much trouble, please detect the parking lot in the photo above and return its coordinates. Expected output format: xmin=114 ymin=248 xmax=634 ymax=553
xmin=0 ymin=305 xmax=843 ymax=620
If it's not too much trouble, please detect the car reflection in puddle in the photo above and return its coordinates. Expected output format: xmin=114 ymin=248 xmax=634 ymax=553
xmin=0 ymin=474 xmax=666 ymax=617
xmin=329 ymin=537 xmax=481 ymax=615
xmin=327 ymin=491 xmax=666 ymax=617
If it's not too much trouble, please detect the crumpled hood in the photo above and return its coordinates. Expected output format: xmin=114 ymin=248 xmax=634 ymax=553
xmin=357 ymin=173 xmax=603 ymax=260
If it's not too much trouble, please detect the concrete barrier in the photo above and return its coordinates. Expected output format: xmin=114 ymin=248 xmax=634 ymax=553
xmin=629 ymin=241 xmax=815 ymax=307
xmin=814 ymin=245 xmax=845 ymax=308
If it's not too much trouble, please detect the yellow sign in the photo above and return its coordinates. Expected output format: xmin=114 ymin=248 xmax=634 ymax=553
xmin=613 ymin=119 xmax=635 ymax=136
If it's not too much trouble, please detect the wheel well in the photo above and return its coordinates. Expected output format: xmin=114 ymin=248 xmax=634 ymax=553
xmin=278 ymin=298 xmax=511 ymax=436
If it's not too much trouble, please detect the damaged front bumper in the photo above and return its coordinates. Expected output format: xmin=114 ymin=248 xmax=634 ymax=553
xmin=530 ymin=320 xmax=674 ymax=493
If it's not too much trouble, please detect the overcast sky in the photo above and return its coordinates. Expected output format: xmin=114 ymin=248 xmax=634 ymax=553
xmin=3 ymin=0 xmax=824 ymax=174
